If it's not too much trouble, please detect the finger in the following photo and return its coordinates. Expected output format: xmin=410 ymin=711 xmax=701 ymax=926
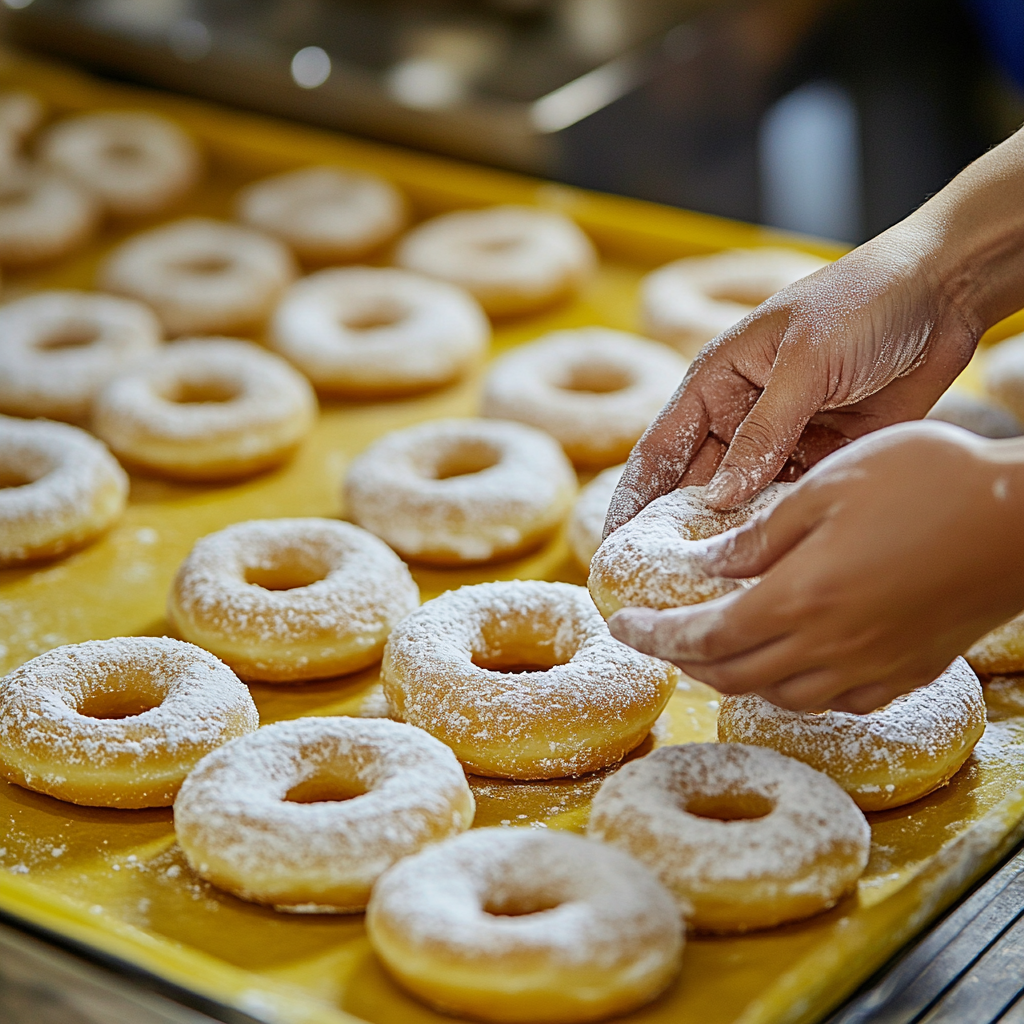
xmin=679 ymin=435 xmax=727 ymax=486
xmin=705 ymin=353 xmax=827 ymax=510
xmin=775 ymin=422 xmax=852 ymax=481
xmin=823 ymin=668 xmax=943 ymax=714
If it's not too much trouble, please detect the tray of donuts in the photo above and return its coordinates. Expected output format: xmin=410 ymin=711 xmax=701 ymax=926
xmin=4 ymin=44 xmax=1024 ymax=1024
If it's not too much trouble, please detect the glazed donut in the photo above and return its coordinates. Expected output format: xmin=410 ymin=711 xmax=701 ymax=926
xmin=168 ymin=518 xmax=419 ymax=682
xmin=270 ymin=267 xmax=489 ymax=397
xmin=588 ymin=742 xmax=869 ymax=933
xmin=344 ymin=418 xmax=576 ymax=565
xmin=588 ymin=483 xmax=790 ymax=618
xmin=0 ymin=415 xmax=128 ymax=566
xmin=382 ymin=579 xmax=679 ymax=778
xmin=396 ymin=205 xmax=598 ymax=317
xmin=568 ymin=464 xmax=624 ymax=571
xmin=237 ymin=166 xmax=405 ymax=263
xmin=0 ymin=163 xmax=99 ymax=266
xmin=927 ymin=389 xmax=1023 ymax=439
xmin=0 ymin=637 xmax=257 ymax=808
xmin=99 ymin=217 xmax=296 ymax=335
xmin=40 ymin=111 xmax=201 ymax=217
xmin=983 ymin=333 xmax=1024 ymax=422
xmin=482 ymin=328 xmax=687 ymax=468
xmin=967 ymin=612 xmax=1024 ymax=674
xmin=367 ymin=827 xmax=683 ymax=1024
xmin=93 ymin=338 xmax=317 ymax=481
xmin=174 ymin=716 xmax=474 ymax=913
xmin=0 ymin=291 xmax=162 ymax=422
xmin=641 ymin=248 xmax=829 ymax=357
xmin=717 ymin=657 xmax=986 ymax=811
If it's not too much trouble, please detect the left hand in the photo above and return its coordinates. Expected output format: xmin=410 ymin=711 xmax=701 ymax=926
xmin=608 ymin=421 xmax=1024 ymax=712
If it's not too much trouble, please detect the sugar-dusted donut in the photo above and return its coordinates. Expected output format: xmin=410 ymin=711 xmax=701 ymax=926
xmin=345 ymin=418 xmax=576 ymax=565
xmin=40 ymin=111 xmax=201 ymax=217
xmin=983 ymin=333 xmax=1024 ymax=421
xmin=0 ymin=415 xmax=128 ymax=567
xmin=0 ymin=291 xmax=162 ymax=423
xmin=967 ymin=612 xmax=1024 ymax=675
xmin=589 ymin=742 xmax=869 ymax=933
xmin=237 ymin=166 xmax=405 ymax=263
xmin=93 ymin=338 xmax=317 ymax=481
xmin=270 ymin=267 xmax=489 ymax=397
xmin=588 ymin=483 xmax=790 ymax=618
xmin=717 ymin=657 xmax=986 ymax=811
xmin=482 ymin=328 xmax=687 ymax=468
xmin=382 ymin=580 xmax=679 ymax=778
xmin=397 ymin=205 xmax=597 ymax=317
xmin=0 ymin=637 xmax=257 ymax=808
xmin=568 ymin=464 xmax=624 ymax=571
xmin=169 ymin=518 xmax=419 ymax=682
xmin=367 ymin=827 xmax=683 ymax=1023
xmin=0 ymin=91 xmax=43 ymax=166
xmin=174 ymin=716 xmax=474 ymax=912
xmin=0 ymin=163 xmax=99 ymax=266
xmin=100 ymin=217 xmax=296 ymax=335
xmin=641 ymin=248 xmax=829 ymax=357
xmin=926 ymin=390 xmax=1023 ymax=439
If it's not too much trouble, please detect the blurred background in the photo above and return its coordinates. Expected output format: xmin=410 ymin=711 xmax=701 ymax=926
xmin=1 ymin=0 xmax=1022 ymax=244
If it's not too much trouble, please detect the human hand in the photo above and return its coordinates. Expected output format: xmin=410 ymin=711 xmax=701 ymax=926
xmin=607 ymin=421 xmax=1024 ymax=713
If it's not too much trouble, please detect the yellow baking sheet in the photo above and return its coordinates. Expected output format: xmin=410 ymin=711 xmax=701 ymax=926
xmin=2 ymin=46 xmax=1024 ymax=1024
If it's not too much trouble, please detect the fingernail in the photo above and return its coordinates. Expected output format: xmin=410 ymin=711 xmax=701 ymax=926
xmin=705 ymin=468 xmax=740 ymax=508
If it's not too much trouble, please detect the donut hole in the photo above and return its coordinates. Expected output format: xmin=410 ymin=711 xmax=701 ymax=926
xmin=340 ymin=300 xmax=410 ymax=333
xmin=472 ymin=617 xmax=576 ymax=674
xmin=0 ymin=184 xmax=32 ymax=208
xmin=171 ymin=255 xmax=235 ymax=277
xmin=559 ymin=361 xmax=633 ymax=395
xmin=244 ymin=550 xmax=330 ymax=591
xmin=166 ymin=378 xmax=242 ymax=405
xmin=474 ymin=235 xmax=524 ymax=254
xmin=432 ymin=440 xmax=501 ymax=480
xmin=103 ymin=141 xmax=146 ymax=165
xmin=483 ymin=891 xmax=563 ymax=918
xmin=285 ymin=771 xmax=367 ymax=805
xmin=704 ymin=283 xmax=775 ymax=307
xmin=34 ymin=323 xmax=102 ymax=351
xmin=78 ymin=685 xmax=163 ymax=720
xmin=684 ymin=791 xmax=775 ymax=821
xmin=0 ymin=468 xmax=37 ymax=489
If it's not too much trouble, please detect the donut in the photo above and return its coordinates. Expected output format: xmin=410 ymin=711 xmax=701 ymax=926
xmin=270 ymin=267 xmax=489 ymax=397
xmin=93 ymin=338 xmax=317 ymax=481
xmin=0 ymin=91 xmax=43 ymax=165
xmin=174 ymin=716 xmax=474 ymax=913
xmin=967 ymin=612 xmax=1024 ymax=674
xmin=99 ymin=217 xmax=296 ymax=335
xmin=983 ymin=333 xmax=1024 ymax=422
xmin=0 ymin=637 xmax=257 ymax=808
xmin=367 ymin=827 xmax=683 ymax=1023
xmin=168 ymin=518 xmax=420 ymax=683
xmin=926 ymin=389 xmax=1023 ymax=439
xmin=588 ymin=742 xmax=869 ymax=933
xmin=981 ymin=675 xmax=1024 ymax=716
xmin=482 ymin=328 xmax=687 ymax=468
xmin=396 ymin=205 xmax=598 ymax=317
xmin=0 ymin=415 xmax=128 ymax=567
xmin=0 ymin=163 xmax=99 ymax=266
xmin=568 ymin=464 xmax=624 ymax=571
xmin=382 ymin=579 xmax=679 ymax=778
xmin=344 ymin=418 xmax=576 ymax=565
xmin=588 ymin=483 xmax=791 ymax=618
xmin=717 ymin=657 xmax=986 ymax=811
xmin=237 ymin=166 xmax=405 ymax=263
xmin=40 ymin=110 xmax=201 ymax=217
xmin=641 ymin=248 xmax=829 ymax=357
xmin=0 ymin=291 xmax=162 ymax=423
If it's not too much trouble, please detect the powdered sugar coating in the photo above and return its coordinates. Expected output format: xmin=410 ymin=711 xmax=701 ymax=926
xmin=344 ymin=418 xmax=577 ymax=565
xmin=0 ymin=636 xmax=257 ymax=807
xmin=0 ymin=291 xmax=162 ymax=422
xmin=169 ymin=518 xmax=419 ymax=682
xmin=641 ymin=248 xmax=828 ymax=357
xmin=100 ymin=217 xmax=296 ymax=335
xmin=237 ymin=166 xmax=406 ymax=262
xmin=482 ymin=328 xmax=688 ymax=468
xmin=588 ymin=483 xmax=789 ymax=617
xmin=0 ymin=414 xmax=128 ymax=566
xmin=367 ymin=827 xmax=682 ymax=1021
xmin=174 ymin=716 xmax=474 ymax=912
xmin=588 ymin=742 xmax=870 ymax=932
xmin=568 ymin=464 xmax=624 ymax=571
xmin=93 ymin=338 xmax=316 ymax=480
xmin=382 ymin=580 xmax=679 ymax=778
xmin=717 ymin=657 xmax=986 ymax=810
xmin=270 ymin=267 xmax=489 ymax=396
xmin=396 ymin=205 xmax=597 ymax=317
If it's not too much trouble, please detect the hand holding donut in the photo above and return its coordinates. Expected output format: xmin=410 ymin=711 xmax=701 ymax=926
xmin=609 ymin=421 xmax=1024 ymax=713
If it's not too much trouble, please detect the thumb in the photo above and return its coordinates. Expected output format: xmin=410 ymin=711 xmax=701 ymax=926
xmin=700 ymin=482 xmax=824 ymax=578
xmin=705 ymin=359 xmax=824 ymax=510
